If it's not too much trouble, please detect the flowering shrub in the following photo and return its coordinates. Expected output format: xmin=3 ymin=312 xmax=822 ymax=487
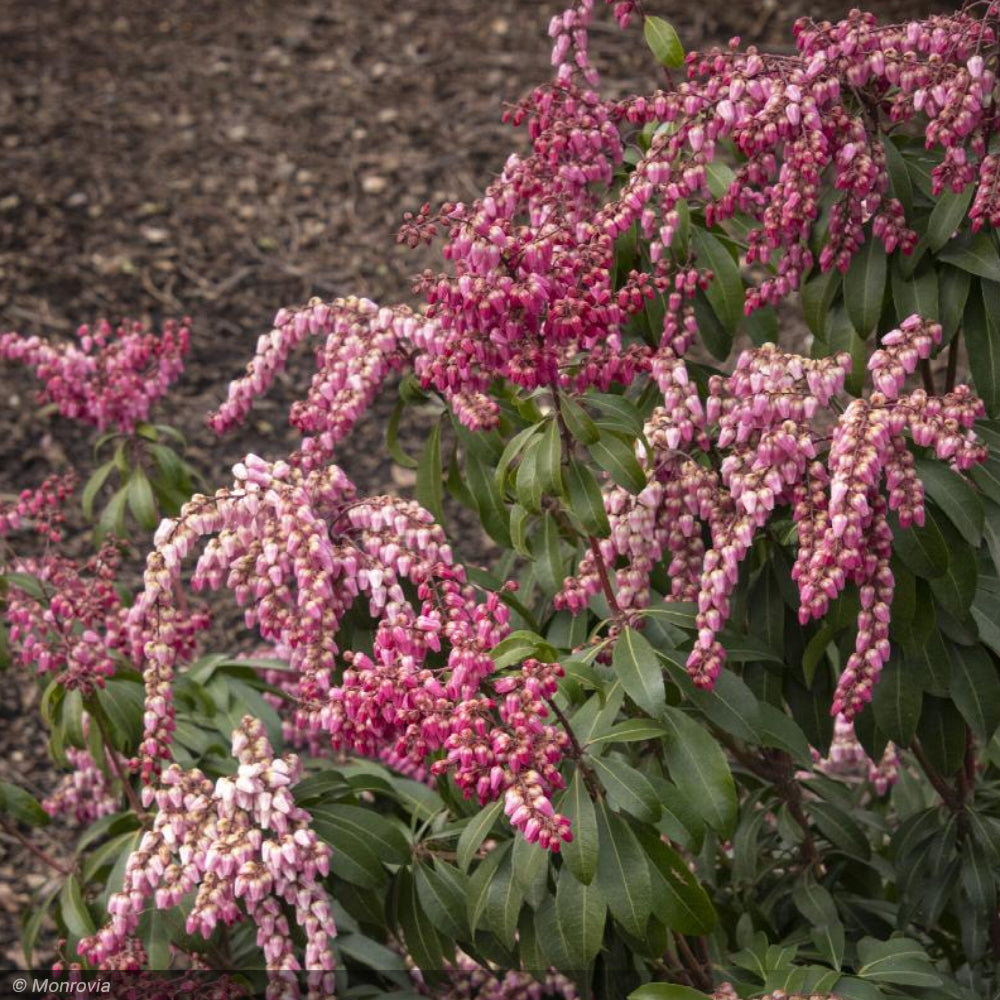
xmin=4 ymin=3 xmax=1000 ymax=1000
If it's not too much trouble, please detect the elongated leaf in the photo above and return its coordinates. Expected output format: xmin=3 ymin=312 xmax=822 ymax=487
xmin=516 ymin=438 xmax=544 ymax=514
xmin=891 ymin=260 xmax=938 ymax=324
xmin=660 ymin=706 xmax=737 ymax=836
xmin=416 ymin=420 xmax=445 ymax=524
xmin=481 ymin=847 xmax=523 ymax=948
xmin=398 ymin=868 xmax=446 ymax=973
xmin=532 ymin=513 xmax=564 ymax=595
xmin=947 ymin=640 xmax=1000 ymax=740
xmin=693 ymin=229 xmax=743 ymax=334
xmin=82 ymin=461 xmax=115 ymax=521
xmin=939 ymin=230 xmax=1000 ymax=281
xmin=916 ymin=695 xmax=966 ymax=775
xmin=801 ymin=269 xmax=841 ymax=341
xmin=891 ymin=511 xmax=948 ymax=579
xmin=560 ymin=771 xmax=598 ymax=885
xmin=565 ymin=459 xmax=611 ymax=538
xmin=967 ymin=279 xmax=1000 ymax=416
xmin=857 ymin=936 xmax=942 ymax=987
xmin=613 ymin=627 xmax=665 ymax=718
xmin=845 ymin=237 xmax=887 ymax=336
xmin=512 ymin=835 xmax=549 ymax=907
xmin=871 ymin=654 xmax=921 ymax=747
xmin=0 ymin=782 xmax=50 ymax=827
xmin=918 ymin=461 xmax=983 ymax=545
xmin=630 ymin=987 xmax=709 ymax=1000
xmin=457 ymin=799 xmax=503 ymax=871
xmin=467 ymin=450 xmax=512 ymax=547
xmin=634 ymin=824 xmax=716 ymax=935
xmin=809 ymin=800 xmax=870 ymax=859
xmin=560 ymin=395 xmax=600 ymax=445
xmin=586 ymin=719 xmax=667 ymax=747
xmin=939 ymin=265 xmax=971 ymax=341
xmin=589 ymin=433 xmax=646 ymax=494
xmin=595 ymin=801 xmax=652 ymax=938
xmin=495 ymin=424 xmax=541 ymax=491
xmin=536 ymin=418 xmax=563 ymax=497
xmin=555 ymin=866 xmax=606 ymax=968
xmin=643 ymin=15 xmax=684 ymax=68
xmin=590 ymin=754 xmax=661 ymax=823
xmin=416 ymin=860 xmax=468 ymax=942
xmin=927 ymin=184 xmax=973 ymax=251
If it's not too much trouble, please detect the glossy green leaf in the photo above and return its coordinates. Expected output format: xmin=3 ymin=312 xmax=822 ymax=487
xmin=927 ymin=184 xmax=973 ymax=251
xmin=660 ymin=705 xmax=737 ymax=836
xmin=634 ymin=824 xmax=716 ymax=935
xmin=95 ymin=485 xmax=129 ymax=543
xmin=560 ymin=771 xmax=598 ymax=885
xmin=856 ymin=937 xmax=942 ymax=987
xmin=871 ymin=654 xmax=921 ymax=747
xmin=564 ymin=458 xmax=610 ymax=538
xmin=415 ymin=860 xmax=468 ymax=942
xmin=918 ymin=461 xmax=983 ymax=545
xmin=594 ymin=801 xmax=652 ymax=938
xmin=809 ymin=800 xmax=871 ymax=859
xmin=629 ymin=986 xmax=709 ymax=1000
xmin=939 ymin=264 xmax=972 ymax=341
xmin=801 ymin=268 xmax=841 ymax=341
xmin=456 ymin=799 xmax=503 ymax=871
xmin=613 ymin=627 xmax=666 ymax=718
xmin=0 ymin=781 xmax=50 ymax=827
xmin=532 ymin=513 xmax=564 ymax=595
xmin=416 ymin=420 xmax=445 ymax=525
xmin=589 ymin=432 xmax=646 ymax=494
xmin=643 ymin=15 xmax=684 ymax=68
xmin=555 ymin=866 xmax=607 ymax=968
xmin=559 ymin=395 xmax=600 ymax=445
xmin=467 ymin=450 xmax=512 ymax=547
xmin=586 ymin=719 xmax=667 ymax=747
xmin=844 ymin=236 xmax=887 ymax=336
xmin=481 ymin=847 xmax=523 ymax=948
xmin=947 ymin=640 xmax=1000 ymax=740
xmin=891 ymin=260 xmax=938 ymax=324
xmin=693 ymin=229 xmax=744 ymax=334
xmin=82 ymin=461 xmax=115 ymax=521
xmin=891 ymin=510 xmax=948 ymax=579
xmin=397 ymin=868 xmax=446 ymax=973
xmin=59 ymin=876 xmax=96 ymax=939
xmin=515 ymin=438 xmax=544 ymax=514
xmin=938 ymin=230 xmax=1000 ymax=281
xmin=590 ymin=754 xmax=661 ymax=823
xmin=966 ymin=279 xmax=1000 ymax=416
xmin=536 ymin=418 xmax=563 ymax=497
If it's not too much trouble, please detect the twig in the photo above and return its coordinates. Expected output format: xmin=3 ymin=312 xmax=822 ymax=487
xmin=92 ymin=710 xmax=148 ymax=822
xmin=919 ymin=358 xmax=936 ymax=395
xmin=588 ymin=535 xmax=622 ymax=618
xmin=945 ymin=336 xmax=960 ymax=393
xmin=0 ymin=816 xmax=73 ymax=877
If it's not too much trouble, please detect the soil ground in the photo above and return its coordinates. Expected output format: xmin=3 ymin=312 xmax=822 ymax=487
xmin=0 ymin=0 xmax=957 ymax=971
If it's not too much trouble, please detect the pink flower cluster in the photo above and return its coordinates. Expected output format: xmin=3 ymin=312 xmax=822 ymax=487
xmin=413 ymin=948 xmax=579 ymax=1000
xmin=44 ymin=729 xmax=129 ymax=825
xmin=132 ymin=454 xmax=571 ymax=849
xmin=814 ymin=713 xmax=900 ymax=796
xmin=80 ymin=717 xmax=337 ymax=1000
xmin=0 ymin=471 xmax=76 ymax=542
xmin=0 ymin=318 xmax=189 ymax=434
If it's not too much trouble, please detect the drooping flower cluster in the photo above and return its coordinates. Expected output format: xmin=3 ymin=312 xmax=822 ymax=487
xmin=209 ymin=296 xmax=431 ymax=468
xmin=43 ymin=732 xmax=129 ymax=825
xmin=132 ymin=454 xmax=571 ymax=849
xmin=814 ymin=713 xmax=900 ymax=796
xmin=80 ymin=718 xmax=337 ymax=1000
xmin=0 ymin=318 xmax=189 ymax=434
xmin=412 ymin=949 xmax=579 ymax=1000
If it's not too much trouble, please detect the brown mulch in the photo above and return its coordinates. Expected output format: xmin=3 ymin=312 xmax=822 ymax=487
xmin=0 ymin=0 xmax=957 ymax=971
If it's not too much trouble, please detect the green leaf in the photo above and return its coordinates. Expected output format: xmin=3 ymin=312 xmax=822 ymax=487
xmin=915 ymin=695 xmax=967 ymax=774
xmin=844 ymin=237 xmax=887 ymax=337
xmin=59 ymin=876 xmax=96 ymax=939
xmin=416 ymin=419 xmax=445 ymax=524
xmin=967 ymin=279 xmax=1000 ymax=417
xmin=629 ymin=987 xmax=709 ymax=1000
xmin=938 ymin=264 xmax=971 ymax=343
xmin=801 ymin=269 xmax=841 ymax=341
xmin=871 ymin=654 xmax=921 ymax=747
xmin=532 ymin=513 xmax=564 ymax=595
xmin=947 ymin=640 xmax=1000 ymax=740
xmin=495 ymin=424 xmax=541 ymax=491
xmin=882 ymin=137 xmax=912 ymax=214
xmin=595 ymin=800 xmax=652 ymax=938
xmin=891 ymin=260 xmax=938 ymax=324
xmin=510 ymin=503 xmax=532 ymax=557
xmin=467 ymin=450 xmax=512 ymax=547
xmin=491 ymin=630 xmax=557 ymax=670
xmin=536 ymin=418 xmax=563 ymax=497
xmin=693 ymin=229 xmax=744 ymax=335
xmin=311 ymin=804 xmax=410 ymax=865
xmin=564 ymin=459 xmax=610 ymax=538
xmin=481 ymin=846 xmax=523 ymax=948
xmin=516 ymin=438 xmax=545 ymax=514
xmin=856 ymin=937 xmax=942 ymax=987
xmin=643 ymin=15 xmax=684 ymax=68
xmin=415 ymin=860 xmax=468 ymax=942
xmin=467 ymin=841 xmax=509 ymax=936
xmin=756 ymin=703 xmax=813 ymax=766
xmin=891 ymin=510 xmax=948 ymax=579
xmin=586 ymin=719 xmax=667 ymax=747
xmin=927 ymin=184 xmax=973 ymax=251
xmin=82 ymin=461 xmax=115 ymax=521
xmin=809 ymin=800 xmax=870 ymax=859
xmin=560 ymin=771 xmax=598 ymax=885
xmin=589 ymin=432 xmax=646 ymax=494
xmin=397 ymin=868 xmax=445 ymax=973
xmin=512 ymin=835 xmax=549 ymax=907
xmin=660 ymin=706 xmax=737 ymax=836
xmin=918 ymin=461 xmax=983 ymax=545
xmin=613 ymin=627 xmax=666 ymax=718
xmin=456 ymin=799 xmax=503 ymax=871
xmin=387 ymin=399 xmax=419 ymax=469
xmin=560 ymin=395 xmax=600 ymax=445
xmin=0 ymin=781 xmax=50 ymax=827
xmin=929 ymin=540 xmax=978 ymax=620
xmin=555 ymin=866 xmax=606 ymax=968
xmin=939 ymin=230 xmax=1000 ymax=281
xmin=95 ymin=485 xmax=128 ymax=543
xmin=589 ymin=393 xmax=644 ymax=437
xmin=310 ymin=807 xmax=389 ymax=888
xmin=634 ymin=824 xmax=716 ymax=935
xmin=590 ymin=754 xmax=661 ymax=823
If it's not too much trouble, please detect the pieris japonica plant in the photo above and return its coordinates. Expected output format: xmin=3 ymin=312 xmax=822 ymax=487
xmin=4 ymin=2 xmax=1000 ymax=999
